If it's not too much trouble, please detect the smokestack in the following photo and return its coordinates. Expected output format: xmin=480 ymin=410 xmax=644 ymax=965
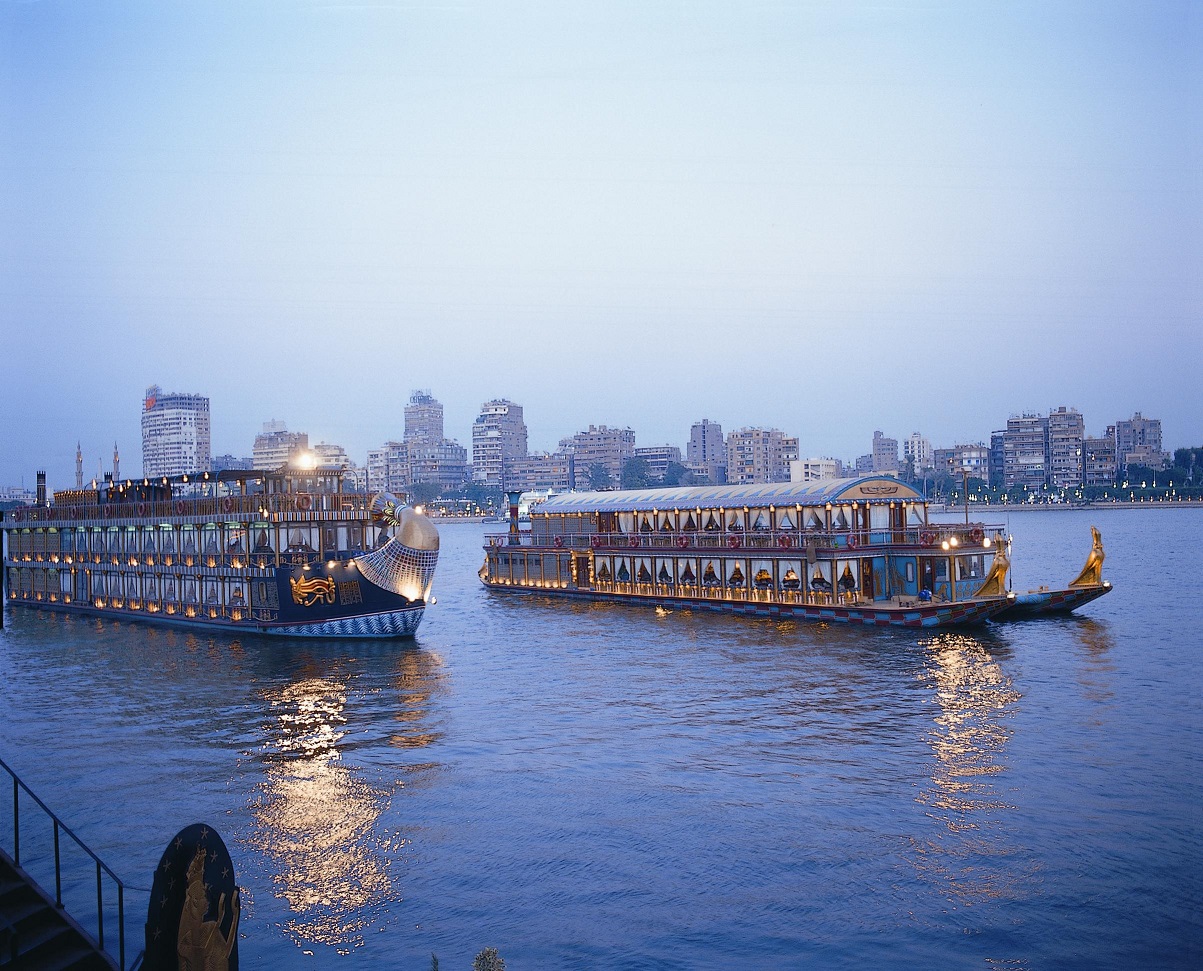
xmin=36 ymin=470 xmax=47 ymax=506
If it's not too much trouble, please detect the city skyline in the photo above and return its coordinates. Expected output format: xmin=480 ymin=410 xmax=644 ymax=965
xmin=2 ymin=1 xmax=1198 ymax=488
xmin=3 ymin=382 xmax=1185 ymax=495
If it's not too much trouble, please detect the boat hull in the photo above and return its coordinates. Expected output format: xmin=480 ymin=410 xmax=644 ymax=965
xmin=994 ymin=583 xmax=1111 ymax=620
xmin=482 ymin=582 xmax=1012 ymax=628
xmin=5 ymin=598 xmax=425 ymax=639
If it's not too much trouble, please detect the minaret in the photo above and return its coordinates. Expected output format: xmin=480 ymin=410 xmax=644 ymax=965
xmin=113 ymin=442 xmax=120 ymax=482
xmin=76 ymin=442 xmax=84 ymax=489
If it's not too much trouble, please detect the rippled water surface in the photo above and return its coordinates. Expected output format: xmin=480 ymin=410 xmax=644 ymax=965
xmin=2 ymin=508 xmax=1201 ymax=968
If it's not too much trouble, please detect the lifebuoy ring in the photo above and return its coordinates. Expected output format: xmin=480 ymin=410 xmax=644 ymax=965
xmin=69 ymin=507 xmax=78 ymax=519
xmin=969 ymin=527 xmax=984 ymax=544
xmin=848 ymin=534 xmax=859 ymax=549
xmin=138 ymin=502 xmax=147 ymax=516
xmin=727 ymin=535 xmax=742 ymax=549
xmin=676 ymin=535 xmax=690 ymax=549
xmin=104 ymin=506 xmax=113 ymax=518
xmin=590 ymin=535 xmax=603 ymax=549
xmin=920 ymin=530 xmax=936 ymax=546
xmin=296 ymin=493 xmax=312 ymax=512
xmin=222 ymin=496 xmax=234 ymax=513
xmin=176 ymin=500 xmax=186 ymax=515
xmin=778 ymin=535 xmax=792 ymax=549
xmin=12 ymin=509 xmax=20 ymax=521
xmin=628 ymin=535 xmax=640 ymax=548
xmin=553 ymin=535 xmax=564 ymax=548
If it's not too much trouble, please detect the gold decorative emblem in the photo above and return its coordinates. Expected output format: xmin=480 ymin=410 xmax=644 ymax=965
xmin=859 ymin=485 xmax=899 ymax=495
xmin=290 ymin=574 xmax=336 ymax=606
xmin=177 ymin=846 xmax=239 ymax=971
xmin=1069 ymin=526 xmax=1105 ymax=587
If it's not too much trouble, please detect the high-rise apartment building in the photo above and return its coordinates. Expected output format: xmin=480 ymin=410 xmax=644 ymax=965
xmin=1115 ymin=412 xmax=1165 ymax=469
xmin=1002 ymin=414 xmax=1049 ymax=491
xmin=141 ymin=384 xmax=211 ymax=478
xmin=871 ymin=431 xmax=900 ymax=473
xmin=726 ymin=427 xmax=799 ymax=484
xmin=687 ymin=419 xmax=727 ymax=484
xmin=404 ymin=390 xmax=444 ymax=445
xmin=903 ymin=432 xmax=933 ymax=473
xmin=561 ymin=425 xmax=636 ymax=490
xmin=1047 ymin=406 xmax=1085 ymax=488
xmin=252 ymin=420 xmax=309 ymax=470
xmin=1083 ymin=427 xmax=1117 ymax=487
xmin=472 ymin=399 xmax=528 ymax=488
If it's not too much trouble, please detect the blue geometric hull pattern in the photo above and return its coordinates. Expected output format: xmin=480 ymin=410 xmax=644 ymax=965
xmin=257 ymin=606 xmax=425 ymax=638
xmin=6 ymin=600 xmax=426 ymax=640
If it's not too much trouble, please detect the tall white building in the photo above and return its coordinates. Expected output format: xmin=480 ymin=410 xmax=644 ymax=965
xmin=472 ymin=400 xmax=528 ymax=489
xmin=687 ymin=419 xmax=726 ymax=484
xmin=904 ymin=432 xmax=933 ymax=473
xmin=141 ymin=384 xmax=211 ymax=478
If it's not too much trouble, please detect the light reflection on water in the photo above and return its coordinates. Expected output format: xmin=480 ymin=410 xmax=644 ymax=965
xmin=241 ymin=647 xmax=446 ymax=955
xmin=912 ymin=632 xmax=1027 ymax=906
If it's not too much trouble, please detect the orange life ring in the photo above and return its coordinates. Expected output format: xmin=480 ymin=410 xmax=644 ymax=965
xmin=847 ymin=534 xmax=859 ymax=549
xmin=12 ymin=509 xmax=20 ymax=521
xmin=590 ymin=535 xmax=603 ymax=549
xmin=628 ymin=535 xmax=640 ymax=548
xmin=969 ymin=527 xmax=984 ymax=544
xmin=778 ymin=535 xmax=792 ymax=549
xmin=69 ymin=507 xmax=78 ymax=518
xmin=920 ymin=530 xmax=936 ymax=546
xmin=727 ymin=535 xmax=742 ymax=549
xmin=104 ymin=506 xmax=113 ymax=518
xmin=553 ymin=535 xmax=564 ymax=548
xmin=222 ymin=496 xmax=235 ymax=513
xmin=176 ymin=500 xmax=186 ymax=515
xmin=676 ymin=536 xmax=690 ymax=549
xmin=296 ymin=493 xmax=312 ymax=512
xmin=138 ymin=502 xmax=147 ymax=516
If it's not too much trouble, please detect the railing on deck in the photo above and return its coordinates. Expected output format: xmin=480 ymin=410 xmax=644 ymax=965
xmin=5 ymin=492 xmax=371 ymax=524
xmin=0 ymin=756 xmax=140 ymax=970
xmin=485 ymin=522 xmax=1003 ymax=552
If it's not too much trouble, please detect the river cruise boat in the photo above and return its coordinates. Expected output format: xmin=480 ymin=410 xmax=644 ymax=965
xmin=3 ymin=469 xmax=438 ymax=638
xmin=479 ymin=475 xmax=1107 ymax=629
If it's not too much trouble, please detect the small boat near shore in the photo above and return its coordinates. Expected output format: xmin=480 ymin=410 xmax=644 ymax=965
xmin=478 ymin=476 xmax=1112 ymax=630
xmin=3 ymin=469 xmax=438 ymax=638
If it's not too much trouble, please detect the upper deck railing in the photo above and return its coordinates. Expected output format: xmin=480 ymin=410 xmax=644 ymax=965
xmin=4 ymin=492 xmax=372 ymax=525
xmin=486 ymin=522 xmax=1002 ymax=553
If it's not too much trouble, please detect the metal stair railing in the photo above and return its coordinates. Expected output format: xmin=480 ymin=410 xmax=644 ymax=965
xmin=0 ymin=755 xmax=140 ymax=970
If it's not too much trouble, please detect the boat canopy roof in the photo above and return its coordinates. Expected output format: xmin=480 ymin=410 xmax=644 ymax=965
xmin=534 ymin=476 xmax=923 ymax=515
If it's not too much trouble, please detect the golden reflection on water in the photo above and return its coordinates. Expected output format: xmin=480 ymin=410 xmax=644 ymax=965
xmin=246 ymin=651 xmax=444 ymax=954
xmin=911 ymin=632 xmax=1026 ymax=905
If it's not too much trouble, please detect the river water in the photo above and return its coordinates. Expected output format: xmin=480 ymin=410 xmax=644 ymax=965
xmin=2 ymin=507 xmax=1200 ymax=969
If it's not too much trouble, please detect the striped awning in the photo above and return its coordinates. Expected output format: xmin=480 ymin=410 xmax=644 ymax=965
xmin=534 ymin=476 xmax=922 ymax=515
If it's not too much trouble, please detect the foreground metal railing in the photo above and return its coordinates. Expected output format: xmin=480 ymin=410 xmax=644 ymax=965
xmin=0 ymin=756 xmax=139 ymax=969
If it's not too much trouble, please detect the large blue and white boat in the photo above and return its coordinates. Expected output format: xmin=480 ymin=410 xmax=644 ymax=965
xmin=2 ymin=469 xmax=438 ymax=638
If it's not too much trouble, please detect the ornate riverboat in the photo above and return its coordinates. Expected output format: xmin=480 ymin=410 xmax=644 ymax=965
xmin=2 ymin=469 xmax=438 ymax=638
xmin=480 ymin=476 xmax=1023 ymax=628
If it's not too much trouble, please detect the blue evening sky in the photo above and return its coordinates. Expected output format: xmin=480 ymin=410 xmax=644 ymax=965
xmin=1 ymin=0 xmax=1199 ymax=487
